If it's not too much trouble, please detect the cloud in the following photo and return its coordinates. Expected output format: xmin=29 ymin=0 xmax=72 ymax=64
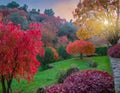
xmin=53 ymin=0 xmax=79 ymax=21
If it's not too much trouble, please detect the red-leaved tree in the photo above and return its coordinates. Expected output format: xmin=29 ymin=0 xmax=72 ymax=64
xmin=57 ymin=36 xmax=68 ymax=47
xmin=66 ymin=40 xmax=95 ymax=59
xmin=0 ymin=22 xmax=44 ymax=93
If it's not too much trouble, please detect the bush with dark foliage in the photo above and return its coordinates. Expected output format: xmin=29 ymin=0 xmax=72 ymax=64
xmin=45 ymin=84 xmax=64 ymax=93
xmin=88 ymin=60 xmax=98 ymax=68
xmin=36 ymin=87 xmax=45 ymax=93
xmin=95 ymin=46 xmax=108 ymax=56
xmin=36 ymin=47 xmax=54 ymax=69
xmin=57 ymin=66 xmax=79 ymax=83
xmin=63 ymin=70 xmax=115 ymax=93
xmin=46 ymin=70 xmax=114 ymax=93
xmin=57 ymin=46 xmax=71 ymax=60
xmin=108 ymin=44 xmax=120 ymax=58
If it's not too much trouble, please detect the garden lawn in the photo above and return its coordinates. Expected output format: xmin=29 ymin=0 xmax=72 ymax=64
xmin=0 ymin=56 xmax=112 ymax=93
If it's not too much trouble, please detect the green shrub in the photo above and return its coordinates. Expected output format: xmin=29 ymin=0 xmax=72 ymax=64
xmin=57 ymin=70 xmax=66 ymax=83
xmin=37 ymin=47 xmax=54 ymax=69
xmin=65 ymin=66 xmax=80 ymax=76
xmin=8 ymin=12 xmax=28 ymax=30
xmin=88 ymin=60 xmax=98 ymax=68
xmin=57 ymin=66 xmax=80 ymax=83
xmin=57 ymin=46 xmax=71 ymax=60
xmin=36 ymin=87 xmax=45 ymax=93
xmin=95 ymin=46 xmax=108 ymax=56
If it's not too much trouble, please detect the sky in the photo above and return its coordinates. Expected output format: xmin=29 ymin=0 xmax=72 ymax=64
xmin=0 ymin=0 xmax=79 ymax=21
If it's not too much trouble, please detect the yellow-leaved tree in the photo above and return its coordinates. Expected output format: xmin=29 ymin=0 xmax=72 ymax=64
xmin=76 ymin=28 xmax=92 ymax=40
xmin=74 ymin=0 xmax=120 ymax=45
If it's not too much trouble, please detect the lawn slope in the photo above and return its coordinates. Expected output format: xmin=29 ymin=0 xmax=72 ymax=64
xmin=0 ymin=56 xmax=112 ymax=93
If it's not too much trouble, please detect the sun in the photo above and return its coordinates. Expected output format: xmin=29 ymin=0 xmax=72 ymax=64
xmin=104 ymin=20 xmax=109 ymax=25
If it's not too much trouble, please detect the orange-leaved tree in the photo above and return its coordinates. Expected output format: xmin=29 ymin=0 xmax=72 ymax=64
xmin=66 ymin=40 xmax=95 ymax=59
xmin=49 ymin=47 xmax=59 ymax=61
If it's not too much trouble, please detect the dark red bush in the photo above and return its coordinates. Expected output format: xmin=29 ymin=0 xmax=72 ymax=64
xmin=108 ymin=44 xmax=120 ymax=58
xmin=45 ymin=70 xmax=114 ymax=93
xmin=45 ymin=84 xmax=64 ymax=93
xmin=62 ymin=70 xmax=115 ymax=93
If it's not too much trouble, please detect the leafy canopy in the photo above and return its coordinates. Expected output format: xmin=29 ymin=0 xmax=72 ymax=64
xmin=66 ymin=40 xmax=95 ymax=59
xmin=0 ymin=22 xmax=44 ymax=93
xmin=74 ymin=0 xmax=120 ymax=45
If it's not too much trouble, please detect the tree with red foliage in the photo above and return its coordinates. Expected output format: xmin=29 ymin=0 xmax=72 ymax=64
xmin=10 ymin=8 xmax=27 ymax=18
xmin=40 ymin=14 xmax=67 ymax=47
xmin=57 ymin=36 xmax=68 ymax=47
xmin=0 ymin=9 xmax=10 ymax=22
xmin=66 ymin=40 xmax=95 ymax=59
xmin=0 ymin=22 xmax=44 ymax=93
xmin=41 ymin=21 xmax=57 ymax=47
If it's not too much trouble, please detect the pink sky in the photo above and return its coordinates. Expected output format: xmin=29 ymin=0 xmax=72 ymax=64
xmin=54 ymin=0 xmax=79 ymax=21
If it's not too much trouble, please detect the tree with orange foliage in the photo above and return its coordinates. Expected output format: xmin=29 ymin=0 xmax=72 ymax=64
xmin=49 ymin=47 xmax=59 ymax=61
xmin=66 ymin=40 xmax=95 ymax=59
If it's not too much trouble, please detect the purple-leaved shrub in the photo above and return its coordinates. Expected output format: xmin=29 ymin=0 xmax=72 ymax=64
xmin=45 ymin=70 xmax=115 ymax=93
xmin=45 ymin=84 xmax=64 ymax=93
xmin=108 ymin=44 xmax=120 ymax=58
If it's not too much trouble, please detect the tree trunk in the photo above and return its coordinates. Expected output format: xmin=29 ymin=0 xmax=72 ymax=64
xmin=109 ymin=37 xmax=119 ymax=46
xmin=80 ymin=53 xmax=83 ymax=60
xmin=110 ymin=57 xmax=120 ymax=93
xmin=1 ymin=75 xmax=13 ymax=93
xmin=7 ymin=79 xmax=13 ymax=93
xmin=1 ymin=76 xmax=6 ymax=93
xmin=116 ymin=0 xmax=119 ymax=27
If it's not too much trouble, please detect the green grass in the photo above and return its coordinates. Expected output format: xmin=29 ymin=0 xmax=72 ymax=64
xmin=0 ymin=56 xmax=112 ymax=93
